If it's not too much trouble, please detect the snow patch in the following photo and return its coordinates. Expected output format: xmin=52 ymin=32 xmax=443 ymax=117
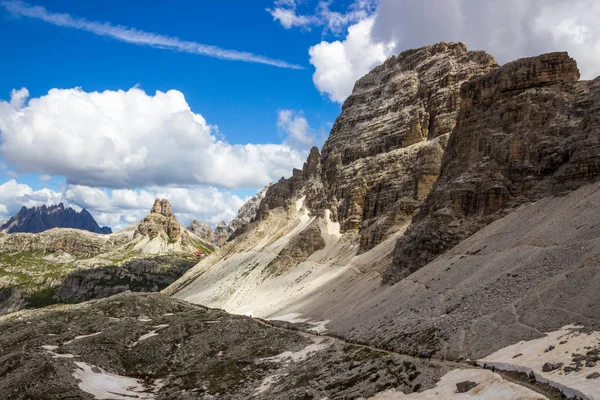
xmin=131 ymin=324 xmax=169 ymax=346
xmin=64 ymin=331 xmax=102 ymax=344
xmin=73 ymin=361 xmax=160 ymax=399
xmin=260 ymin=337 xmax=330 ymax=364
xmin=255 ymin=373 xmax=285 ymax=395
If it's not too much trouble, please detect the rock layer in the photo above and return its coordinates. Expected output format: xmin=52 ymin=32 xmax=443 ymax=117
xmin=386 ymin=52 xmax=600 ymax=282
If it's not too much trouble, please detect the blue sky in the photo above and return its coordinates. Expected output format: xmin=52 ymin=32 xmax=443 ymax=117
xmin=0 ymin=0 xmax=599 ymax=229
xmin=0 ymin=0 xmax=363 ymax=227
xmin=0 ymin=0 xmax=343 ymax=187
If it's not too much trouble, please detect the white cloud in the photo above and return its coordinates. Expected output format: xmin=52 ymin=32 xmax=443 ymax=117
xmin=0 ymin=179 xmax=245 ymax=229
xmin=9 ymin=87 xmax=28 ymax=109
xmin=277 ymin=109 xmax=316 ymax=149
xmin=0 ymin=87 xmax=307 ymax=189
xmin=0 ymin=179 xmax=63 ymax=221
xmin=2 ymin=1 xmax=302 ymax=69
xmin=267 ymin=0 xmax=376 ymax=35
xmin=309 ymin=17 xmax=395 ymax=103
xmin=38 ymin=174 xmax=51 ymax=182
xmin=268 ymin=7 xmax=319 ymax=30
xmin=370 ymin=0 xmax=600 ymax=79
xmin=306 ymin=0 xmax=600 ymax=104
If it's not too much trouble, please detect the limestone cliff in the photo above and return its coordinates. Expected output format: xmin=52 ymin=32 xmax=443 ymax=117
xmin=257 ymin=42 xmax=498 ymax=252
xmin=169 ymin=42 xmax=499 ymax=316
xmin=386 ymin=52 xmax=600 ymax=282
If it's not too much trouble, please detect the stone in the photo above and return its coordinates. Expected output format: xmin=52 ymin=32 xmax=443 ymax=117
xmin=151 ymin=199 xmax=175 ymax=218
xmin=542 ymin=362 xmax=563 ymax=372
xmin=136 ymin=199 xmax=181 ymax=241
xmin=456 ymin=380 xmax=478 ymax=393
xmin=586 ymin=372 xmax=600 ymax=379
xmin=256 ymin=42 xmax=498 ymax=253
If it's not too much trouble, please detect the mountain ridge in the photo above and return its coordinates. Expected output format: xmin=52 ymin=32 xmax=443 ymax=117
xmin=0 ymin=203 xmax=112 ymax=234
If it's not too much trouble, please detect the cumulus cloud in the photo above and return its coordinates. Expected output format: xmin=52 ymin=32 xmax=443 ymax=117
xmin=2 ymin=1 xmax=302 ymax=69
xmin=309 ymin=17 xmax=395 ymax=103
xmin=371 ymin=0 xmax=600 ymax=79
xmin=0 ymin=87 xmax=307 ymax=189
xmin=267 ymin=0 xmax=376 ymax=35
xmin=277 ymin=109 xmax=316 ymax=149
xmin=308 ymin=0 xmax=600 ymax=105
xmin=0 ymin=179 xmax=63 ymax=222
xmin=0 ymin=179 xmax=245 ymax=229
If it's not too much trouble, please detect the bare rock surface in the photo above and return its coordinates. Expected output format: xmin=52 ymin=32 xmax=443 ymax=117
xmin=387 ymin=52 xmax=600 ymax=282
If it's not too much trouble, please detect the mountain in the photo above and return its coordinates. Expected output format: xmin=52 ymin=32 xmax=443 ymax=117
xmin=187 ymin=184 xmax=272 ymax=246
xmin=0 ymin=198 xmax=213 ymax=315
xmin=1 ymin=43 xmax=600 ymax=399
xmin=0 ymin=203 xmax=112 ymax=234
xmin=168 ymin=42 xmax=500 ymax=311
xmin=166 ymin=44 xmax=600 ymax=398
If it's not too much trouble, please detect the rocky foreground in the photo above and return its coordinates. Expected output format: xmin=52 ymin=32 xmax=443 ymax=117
xmin=0 ymin=292 xmax=448 ymax=399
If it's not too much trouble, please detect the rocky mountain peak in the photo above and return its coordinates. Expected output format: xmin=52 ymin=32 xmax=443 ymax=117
xmin=257 ymin=41 xmax=499 ymax=251
xmin=136 ymin=199 xmax=181 ymax=241
xmin=0 ymin=203 xmax=112 ymax=234
xmin=151 ymin=199 xmax=174 ymax=218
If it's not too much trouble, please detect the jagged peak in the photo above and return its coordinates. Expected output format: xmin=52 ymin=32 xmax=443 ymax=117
xmin=150 ymin=198 xmax=174 ymax=218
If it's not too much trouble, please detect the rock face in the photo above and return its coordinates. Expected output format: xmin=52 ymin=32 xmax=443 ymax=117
xmin=187 ymin=220 xmax=215 ymax=243
xmin=53 ymin=256 xmax=196 ymax=303
xmin=0 ymin=203 xmax=111 ymax=234
xmin=257 ymin=42 xmax=498 ymax=252
xmin=229 ymin=184 xmax=272 ymax=232
xmin=386 ymin=52 xmax=600 ymax=282
xmin=136 ymin=199 xmax=182 ymax=241
xmin=265 ymin=220 xmax=326 ymax=276
xmin=151 ymin=198 xmax=174 ymax=218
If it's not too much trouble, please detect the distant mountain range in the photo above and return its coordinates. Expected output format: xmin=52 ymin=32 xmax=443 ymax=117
xmin=0 ymin=203 xmax=112 ymax=234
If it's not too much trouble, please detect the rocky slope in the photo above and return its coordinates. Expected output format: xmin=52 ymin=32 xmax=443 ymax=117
xmin=167 ymin=44 xmax=600 ymax=398
xmin=169 ymin=42 xmax=499 ymax=315
xmin=0 ymin=199 xmax=212 ymax=315
xmin=0 ymin=203 xmax=111 ymax=234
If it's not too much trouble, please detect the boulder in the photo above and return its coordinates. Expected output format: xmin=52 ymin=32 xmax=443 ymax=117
xmin=456 ymin=380 xmax=478 ymax=393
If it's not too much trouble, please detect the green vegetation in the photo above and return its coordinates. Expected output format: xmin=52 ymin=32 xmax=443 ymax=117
xmin=0 ymin=251 xmax=75 ymax=288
